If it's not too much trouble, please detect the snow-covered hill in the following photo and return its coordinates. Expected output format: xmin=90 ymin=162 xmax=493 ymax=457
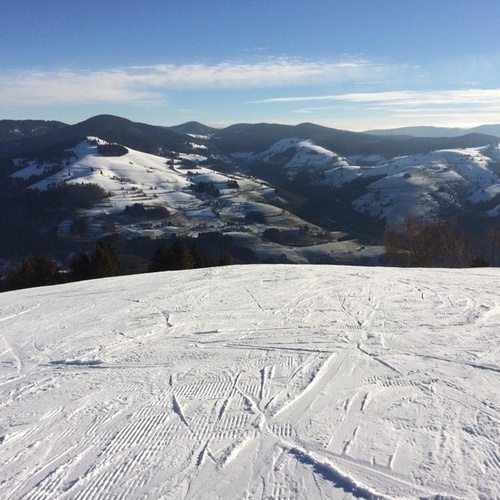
xmin=7 ymin=116 xmax=500 ymax=261
xmin=248 ymin=138 xmax=349 ymax=179
xmin=236 ymin=138 xmax=500 ymax=227
xmin=350 ymin=146 xmax=500 ymax=226
xmin=12 ymin=137 xmax=280 ymax=239
xmin=11 ymin=137 xmax=374 ymax=264
xmin=1 ymin=265 xmax=499 ymax=499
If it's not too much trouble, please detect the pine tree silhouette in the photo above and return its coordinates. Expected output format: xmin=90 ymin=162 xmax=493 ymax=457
xmin=5 ymin=255 xmax=59 ymax=290
xmin=170 ymin=239 xmax=194 ymax=270
xmin=148 ymin=243 xmax=172 ymax=272
xmin=70 ymin=252 xmax=92 ymax=281
xmin=90 ymin=242 xmax=121 ymax=277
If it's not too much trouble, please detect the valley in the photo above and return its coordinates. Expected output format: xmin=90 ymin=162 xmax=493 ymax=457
xmin=1 ymin=115 xmax=500 ymax=278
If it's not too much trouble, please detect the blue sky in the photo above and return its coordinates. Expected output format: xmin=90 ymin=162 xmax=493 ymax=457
xmin=1 ymin=0 xmax=499 ymax=130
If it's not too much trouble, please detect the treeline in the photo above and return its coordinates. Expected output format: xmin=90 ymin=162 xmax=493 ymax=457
xmin=384 ymin=219 xmax=500 ymax=267
xmin=148 ymin=238 xmax=233 ymax=271
xmin=1 ymin=238 xmax=234 ymax=293
xmin=1 ymin=242 xmax=121 ymax=292
xmin=0 ymin=182 xmax=111 ymax=259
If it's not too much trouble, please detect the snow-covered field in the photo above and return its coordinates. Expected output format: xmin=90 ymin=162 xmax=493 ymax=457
xmin=1 ymin=265 xmax=499 ymax=499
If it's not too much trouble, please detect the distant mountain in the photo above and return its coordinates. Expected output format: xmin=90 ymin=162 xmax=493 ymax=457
xmin=3 ymin=114 xmax=500 ymax=268
xmin=169 ymin=121 xmax=218 ymax=136
xmin=470 ymin=124 xmax=500 ymax=137
xmin=212 ymin=122 xmax=380 ymax=157
xmin=3 ymin=135 xmax=365 ymax=268
xmin=4 ymin=115 xmax=497 ymax=163
xmin=0 ymin=119 xmax=68 ymax=143
xmin=0 ymin=120 xmax=69 ymax=157
xmin=224 ymin=130 xmax=500 ymax=230
xmin=0 ymin=115 xmax=205 ymax=159
xmin=213 ymin=122 xmax=498 ymax=158
xmin=366 ymin=124 xmax=500 ymax=138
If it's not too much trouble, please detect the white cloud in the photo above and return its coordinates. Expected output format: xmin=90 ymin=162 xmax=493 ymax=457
xmin=255 ymin=88 xmax=500 ymax=129
xmin=337 ymin=89 xmax=500 ymax=105
xmin=0 ymin=69 xmax=162 ymax=105
xmin=252 ymin=88 xmax=500 ymax=105
xmin=0 ymin=58 xmax=390 ymax=106
xmin=114 ymin=58 xmax=390 ymax=88
xmin=247 ymin=88 xmax=499 ymax=131
xmin=2 ymin=54 xmax=498 ymax=130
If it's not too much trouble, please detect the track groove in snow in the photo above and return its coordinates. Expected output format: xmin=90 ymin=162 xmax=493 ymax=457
xmin=0 ymin=265 xmax=498 ymax=498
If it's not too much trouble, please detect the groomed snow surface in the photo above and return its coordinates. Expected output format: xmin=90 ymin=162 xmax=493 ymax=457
xmin=0 ymin=265 xmax=499 ymax=499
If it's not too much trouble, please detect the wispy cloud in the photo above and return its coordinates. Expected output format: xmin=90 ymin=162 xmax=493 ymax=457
xmin=252 ymin=88 xmax=500 ymax=106
xmin=3 ymin=55 xmax=498 ymax=129
xmin=270 ymin=88 xmax=500 ymax=129
xmin=0 ymin=58 xmax=390 ymax=106
xmin=0 ymin=69 xmax=161 ymax=105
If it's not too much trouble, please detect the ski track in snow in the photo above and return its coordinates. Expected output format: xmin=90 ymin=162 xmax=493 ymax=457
xmin=0 ymin=265 xmax=499 ymax=499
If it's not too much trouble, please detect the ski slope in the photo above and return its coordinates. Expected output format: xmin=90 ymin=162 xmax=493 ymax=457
xmin=0 ymin=265 xmax=499 ymax=499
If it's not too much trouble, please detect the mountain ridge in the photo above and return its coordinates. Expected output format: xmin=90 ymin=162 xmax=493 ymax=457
xmin=365 ymin=123 xmax=500 ymax=138
xmin=168 ymin=121 xmax=219 ymax=136
xmin=5 ymin=135 xmax=371 ymax=270
xmin=3 ymin=115 xmax=499 ymax=161
xmin=0 ymin=115 xmax=204 ymax=159
xmin=2 ymin=114 xmax=500 ymax=271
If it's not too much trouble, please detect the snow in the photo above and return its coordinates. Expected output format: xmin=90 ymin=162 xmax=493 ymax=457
xmin=13 ymin=137 xmax=500 ymax=236
xmin=235 ymin=136 xmax=500 ymax=227
xmin=1 ymin=264 xmax=499 ymax=499
xmin=250 ymin=138 xmax=348 ymax=180
xmin=11 ymin=160 xmax=60 ymax=180
xmin=326 ymin=147 xmax=500 ymax=226
xmin=11 ymin=138 xmax=318 ymax=247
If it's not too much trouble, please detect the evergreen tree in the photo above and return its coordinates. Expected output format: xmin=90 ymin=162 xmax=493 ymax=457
xmin=170 ymin=239 xmax=194 ymax=270
xmin=148 ymin=243 xmax=172 ymax=272
xmin=69 ymin=252 xmax=93 ymax=281
xmin=4 ymin=254 xmax=59 ymax=290
xmin=149 ymin=238 xmax=222 ymax=273
xmin=219 ymin=253 xmax=234 ymax=266
xmin=191 ymin=243 xmax=216 ymax=268
xmin=90 ymin=242 xmax=121 ymax=277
